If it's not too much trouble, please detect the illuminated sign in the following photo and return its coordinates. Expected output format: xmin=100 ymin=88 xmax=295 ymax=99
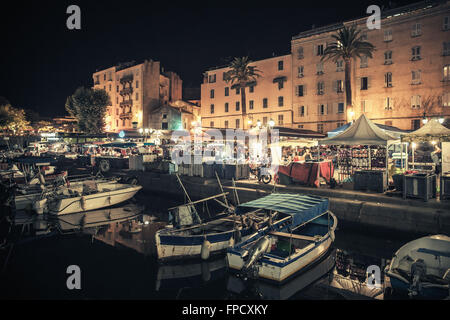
xmin=119 ymin=130 xmax=125 ymax=138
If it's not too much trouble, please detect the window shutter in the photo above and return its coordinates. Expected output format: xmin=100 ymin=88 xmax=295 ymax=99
xmin=327 ymin=103 xmax=331 ymax=115
xmin=333 ymin=80 xmax=337 ymax=93
xmin=411 ymin=95 xmax=414 ymax=108
xmin=317 ymin=104 xmax=320 ymax=115
xmin=367 ymin=76 xmax=371 ymax=89
xmin=313 ymin=45 xmax=317 ymax=56
xmin=295 ymin=85 xmax=299 ymax=96
xmin=304 ymin=85 xmax=307 ymax=95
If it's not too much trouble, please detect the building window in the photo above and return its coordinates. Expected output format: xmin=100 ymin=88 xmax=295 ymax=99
xmin=235 ymin=119 xmax=240 ymax=129
xmin=443 ymin=92 xmax=450 ymax=106
xmin=278 ymin=60 xmax=284 ymax=71
xmin=316 ymin=62 xmax=324 ymax=75
xmin=361 ymin=77 xmax=368 ymax=90
xmin=411 ymin=23 xmax=422 ymax=37
xmin=444 ymin=16 xmax=450 ymax=30
xmin=108 ymin=84 xmax=111 ymax=91
xmin=95 ymin=75 xmax=100 ymax=84
xmin=444 ymin=65 xmax=450 ymax=81
xmin=298 ymin=66 xmax=304 ymax=78
xmin=278 ymin=81 xmax=284 ymax=90
xmin=385 ymin=121 xmax=393 ymax=126
xmin=411 ymin=95 xmax=421 ymax=109
xmin=210 ymin=104 xmax=214 ymax=114
xmin=317 ymin=123 xmax=324 ymax=133
xmin=263 ymin=117 xmax=267 ymax=125
xmin=116 ymin=108 xmax=119 ymax=115
xmin=316 ymin=44 xmax=324 ymax=56
xmin=385 ymin=97 xmax=394 ymax=110
xmin=360 ymin=56 xmax=368 ymax=68
xmin=384 ymin=51 xmax=393 ymax=64
xmin=296 ymin=85 xmax=305 ymax=97
xmin=317 ymin=81 xmax=324 ymax=95
xmin=136 ymin=92 xmax=139 ymax=101
xmin=443 ymin=42 xmax=450 ymax=56
xmin=384 ymin=29 xmax=393 ymax=41
xmin=236 ymin=101 xmax=240 ymax=111
xmin=162 ymin=114 xmax=167 ymax=119
xmin=249 ymin=85 xmax=254 ymax=93
xmin=225 ymin=102 xmax=229 ymax=113
xmin=336 ymin=80 xmax=344 ymax=93
xmin=208 ymin=74 xmax=216 ymax=83
xmin=318 ymin=104 xmax=326 ymax=115
xmin=249 ymin=100 xmax=254 ymax=110
xmin=411 ymin=119 xmax=421 ymax=130
xmin=337 ymin=121 xmax=345 ymax=128
xmin=210 ymin=89 xmax=215 ymax=99
xmin=116 ymin=97 xmax=119 ymax=104
xmin=210 ymin=121 xmax=214 ymax=128
xmin=385 ymin=72 xmax=393 ymax=87
xmin=297 ymin=47 xmax=304 ymax=59
xmin=225 ymin=87 xmax=229 ymax=96
xmin=104 ymin=74 xmax=106 ymax=81
xmin=116 ymin=85 xmax=119 ymax=92
xmin=136 ymin=81 xmax=139 ymax=88
xmin=278 ymin=96 xmax=284 ymax=107
xmin=412 ymin=70 xmax=421 ymax=84
xmin=224 ymin=120 xmax=229 ymax=129
xmin=412 ymin=46 xmax=421 ymax=60
xmin=263 ymin=98 xmax=268 ymax=108
xmin=122 ymin=119 xmax=125 ymax=126
xmin=337 ymin=102 xmax=344 ymax=114
xmin=299 ymin=106 xmax=305 ymax=117
xmin=336 ymin=60 xmax=344 ymax=72
xmin=278 ymin=115 xmax=284 ymax=125
xmin=298 ymin=125 xmax=304 ymax=129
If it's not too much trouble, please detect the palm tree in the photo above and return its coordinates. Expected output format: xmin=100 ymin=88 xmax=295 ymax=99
xmin=321 ymin=24 xmax=375 ymax=120
xmin=224 ymin=57 xmax=262 ymax=129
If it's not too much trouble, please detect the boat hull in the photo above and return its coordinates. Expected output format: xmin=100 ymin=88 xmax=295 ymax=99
xmin=50 ymin=185 xmax=142 ymax=215
xmin=156 ymin=228 xmax=255 ymax=263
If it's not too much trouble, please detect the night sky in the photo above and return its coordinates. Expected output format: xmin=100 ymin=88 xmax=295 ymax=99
xmin=1 ymin=0 xmax=414 ymax=117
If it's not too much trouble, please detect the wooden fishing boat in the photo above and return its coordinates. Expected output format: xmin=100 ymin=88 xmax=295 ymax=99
xmin=155 ymin=193 xmax=329 ymax=263
xmin=226 ymin=193 xmax=336 ymax=284
xmin=384 ymin=234 xmax=450 ymax=299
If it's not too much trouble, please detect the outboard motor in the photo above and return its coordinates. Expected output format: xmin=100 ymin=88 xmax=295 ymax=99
xmin=241 ymin=236 xmax=270 ymax=279
xmin=409 ymin=259 xmax=427 ymax=297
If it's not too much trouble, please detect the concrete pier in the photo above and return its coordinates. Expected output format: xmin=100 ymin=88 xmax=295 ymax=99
xmin=119 ymin=170 xmax=450 ymax=235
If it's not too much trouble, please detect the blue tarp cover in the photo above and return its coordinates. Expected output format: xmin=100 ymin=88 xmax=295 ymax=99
xmin=236 ymin=193 xmax=329 ymax=227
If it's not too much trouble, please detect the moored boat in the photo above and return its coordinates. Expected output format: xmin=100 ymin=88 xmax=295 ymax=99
xmin=226 ymin=193 xmax=337 ymax=284
xmin=384 ymin=234 xmax=450 ymax=299
xmin=156 ymin=193 xmax=329 ymax=263
xmin=33 ymin=181 xmax=142 ymax=215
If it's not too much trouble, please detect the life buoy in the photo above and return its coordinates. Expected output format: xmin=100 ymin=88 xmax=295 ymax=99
xmin=99 ymin=160 xmax=110 ymax=172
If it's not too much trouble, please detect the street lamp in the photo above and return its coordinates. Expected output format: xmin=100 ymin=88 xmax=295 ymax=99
xmin=268 ymin=119 xmax=275 ymax=128
xmin=256 ymin=120 xmax=261 ymax=128
xmin=439 ymin=117 xmax=445 ymax=124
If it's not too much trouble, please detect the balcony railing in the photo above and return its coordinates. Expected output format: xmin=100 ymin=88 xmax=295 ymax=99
xmin=120 ymin=87 xmax=133 ymax=96
xmin=119 ymin=112 xmax=133 ymax=119
xmin=120 ymin=100 xmax=133 ymax=108
xmin=120 ymin=74 xmax=134 ymax=84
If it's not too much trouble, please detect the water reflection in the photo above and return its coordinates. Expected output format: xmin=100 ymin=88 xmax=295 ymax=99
xmin=1 ymin=198 xmax=421 ymax=300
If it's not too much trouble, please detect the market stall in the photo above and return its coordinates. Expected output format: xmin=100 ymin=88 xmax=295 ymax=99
xmin=319 ymin=114 xmax=401 ymax=193
xmin=400 ymin=118 xmax=450 ymax=200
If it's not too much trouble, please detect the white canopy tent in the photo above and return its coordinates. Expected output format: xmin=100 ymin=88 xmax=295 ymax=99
xmin=401 ymin=118 xmax=450 ymax=143
xmin=320 ymin=114 xmax=400 ymax=146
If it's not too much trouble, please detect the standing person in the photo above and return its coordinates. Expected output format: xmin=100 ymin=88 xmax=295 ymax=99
xmin=431 ymin=143 xmax=441 ymax=175
xmin=304 ymin=148 xmax=312 ymax=161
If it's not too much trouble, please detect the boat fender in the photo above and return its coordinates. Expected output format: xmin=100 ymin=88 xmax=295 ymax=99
xmin=229 ymin=236 xmax=235 ymax=248
xmin=201 ymin=238 xmax=211 ymax=260
xmin=80 ymin=196 xmax=86 ymax=211
xmin=201 ymin=261 xmax=211 ymax=282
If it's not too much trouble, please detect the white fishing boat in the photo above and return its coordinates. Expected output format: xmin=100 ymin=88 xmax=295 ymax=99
xmin=14 ymin=175 xmax=121 ymax=211
xmin=33 ymin=181 xmax=142 ymax=215
xmin=227 ymin=193 xmax=337 ymax=284
xmin=384 ymin=234 xmax=450 ymax=299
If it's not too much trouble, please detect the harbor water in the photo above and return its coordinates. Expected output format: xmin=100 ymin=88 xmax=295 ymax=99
xmin=0 ymin=192 xmax=423 ymax=300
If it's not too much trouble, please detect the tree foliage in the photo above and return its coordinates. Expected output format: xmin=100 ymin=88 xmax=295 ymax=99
xmin=321 ymin=24 xmax=375 ymax=110
xmin=65 ymin=87 xmax=111 ymax=134
xmin=0 ymin=104 xmax=30 ymax=132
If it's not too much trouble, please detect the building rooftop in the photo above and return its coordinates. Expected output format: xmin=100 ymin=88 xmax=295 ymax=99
xmin=292 ymin=0 xmax=444 ymax=40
